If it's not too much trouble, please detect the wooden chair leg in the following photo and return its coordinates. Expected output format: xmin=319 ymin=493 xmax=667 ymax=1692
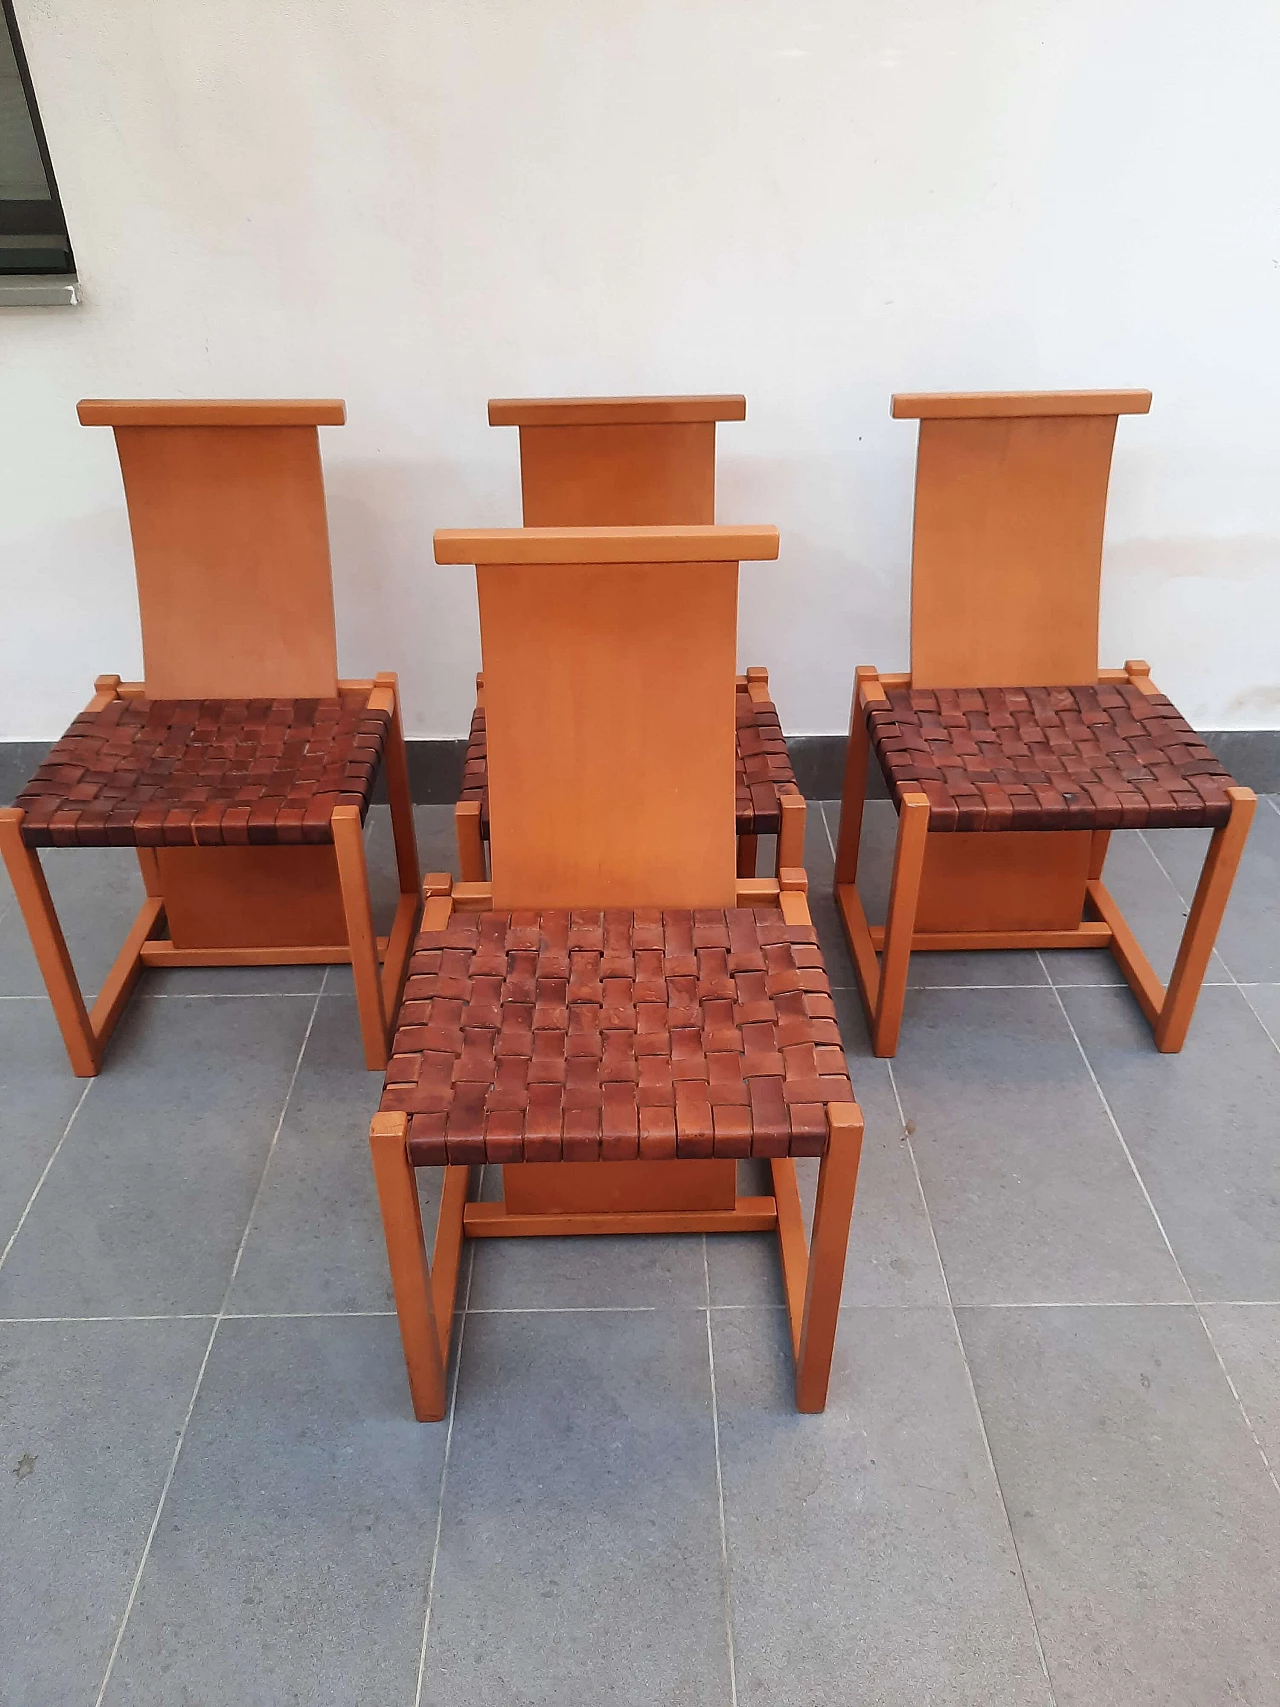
xmin=794 ymin=1101 xmax=865 ymax=1413
xmin=0 ymin=808 xmax=98 ymax=1076
xmin=736 ymin=834 xmax=758 ymax=878
xmin=332 ymin=804 xmax=388 ymax=1070
xmin=1154 ymin=786 xmax=1256 ymax=1052
xmin=833 ymin=669 xmax=877 ymax=887
xmin=1088 ymin=829 xmax=1111 ymax=880
xmin=456 ymin=800 xmax=487 ymax=883
xmin=775 ymin=792 xmax=806 ymax=878
xmin=369 ymin=1113 xmax=448 ymax=1421
xmin=873 ymin=792 xmax=930 ymax=1057
xmin=378 ymin=673 xmax=421 ymax=898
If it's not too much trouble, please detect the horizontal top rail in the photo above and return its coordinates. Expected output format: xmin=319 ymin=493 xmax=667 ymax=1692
xmin=434 ymin=523 xmax=779 ymax=565
xmin=890 ymin=390 xmax=1152 ymax=420
xmin=77 ymin=400 xmax=346 ymax=428
xmin=488 ymin=395 xmax=747 ymax=427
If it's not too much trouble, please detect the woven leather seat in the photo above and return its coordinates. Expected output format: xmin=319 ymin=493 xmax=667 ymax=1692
xmin=460 ymin=681 xmax=799 ymax=839
xmin=380 ymin=906 xmax=853 ymax=1165
xmin=867 ymin=683 xmax=1235 ymax=833
xmin=15 ymin=696 xmax=389 ymax=849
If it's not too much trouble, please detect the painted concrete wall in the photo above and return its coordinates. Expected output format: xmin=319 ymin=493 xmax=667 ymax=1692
xmin=3 ymin=0 xmax=1278 ymax=741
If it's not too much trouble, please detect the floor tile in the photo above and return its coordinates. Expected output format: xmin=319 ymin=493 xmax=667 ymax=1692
xmin=0 ymin=1318 xmax=211 ymax=1706
xmin=102 ymin=1315 xmax=444 ymax=1707
xmin=1044 ymin=829 xmax=1230 ymax=990
xmin=1200 ymin=1304 xmax=1280 ymax=1471
xmin=228 ymin=991 xmax=404 ymax=1315
xmin=714 ymin=1305 xmax=1052 ymax=1707
xmin=0 ymin=844 xmax=143 ymax=999
xmin=959 ymin=1304 xmax=1280 ymax=1706
xmin=1241 ymin=981 xmax=1280 ymax=1051
xmin=420 ymin=1309 xmax=729 ymax=1707
xmin=818 ymin=802 xmax=1052 ymax=989
xmin=708 ymin=1036 xmax=947 ymax=1310
xmin=1061 ymin=984 xmax=1280 ymax=1301
xmin=0 ymin=998 xmax=88 ymax=1251
xmin=1145 ymin=805 xmax=1280 ymax=983
xmin=0 ymin=994 xmax=315 ymax=1317
xmin=893 ymin=987 xmax=1184 ymax=1305
xmin=466 ymin=1215 xmax=708 ymax=1311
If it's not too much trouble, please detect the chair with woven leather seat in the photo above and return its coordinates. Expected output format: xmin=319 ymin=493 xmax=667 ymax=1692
xmin=0 ymin=400 xmax=420 ymax=1075
xmin=834 ymin=389 xmax=1255 ymax=1056
xmin=370 ymin=521 xmax=865 ymax=1419
xmin=454 ymin=396 xmax=804 ymax=884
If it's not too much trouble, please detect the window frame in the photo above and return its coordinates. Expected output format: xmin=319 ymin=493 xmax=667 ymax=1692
xmin=1 ymin=0 xmax=74 ymax=275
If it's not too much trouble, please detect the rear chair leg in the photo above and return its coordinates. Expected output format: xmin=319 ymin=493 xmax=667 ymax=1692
xmin=369 ymin=1113 xmax=448 ymax=1421
xmin=333 ymin=804 xmax=389 ymax=1070
xmin=456 ymin=800 xmax=487 ymax=883
xmin=0 ymin=808 xmax=98 ymax=1076
xmin=794 ymin=1103 xmax=865 ymax=1412
xmin=1155 ymin=787 xmax=1256 ymax=1052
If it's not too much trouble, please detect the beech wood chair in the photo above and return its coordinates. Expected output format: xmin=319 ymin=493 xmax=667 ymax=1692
xmin=370 ymin=521 xmax=865 ymax=1419
xmin=455 ymin=396 xmax=802 ymax=884
xmin=0 ymin=400 xmax=421 ymax=1075
xmin=834 ymin=389 xmax=1255 ymax=1057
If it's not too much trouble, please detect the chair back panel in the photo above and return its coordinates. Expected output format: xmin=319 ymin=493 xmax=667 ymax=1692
xmin=96 ymin=407 xmax=341 ymax=699
xmin=518 ymin=422 xmax=716 ymax=525
xmin=897 ymin=391 xmax=1149 ymax=687
xmin=478 ymin=558 xmax=739 ymax=908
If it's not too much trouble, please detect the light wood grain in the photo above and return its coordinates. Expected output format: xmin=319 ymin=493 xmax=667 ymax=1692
xmin=435 ymin=524 xmax=778 ymax=565
xmin=488 ymin=395 xmax=745 ymax=426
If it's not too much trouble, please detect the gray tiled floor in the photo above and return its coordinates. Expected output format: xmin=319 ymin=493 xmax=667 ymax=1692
xmin=2 ymin=799 xmax=1279 ymax=1705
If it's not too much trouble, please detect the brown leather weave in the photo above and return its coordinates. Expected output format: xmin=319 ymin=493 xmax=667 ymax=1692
xmin=868 ymin=684 xmax=1235 ymax=832
xmin=461 ymin=681 xmax=799 ymax=838
xmin=16 ymin=696 xmax=389 ymax=848
xmin=380 ymin=908 xmax=853 ymax=1165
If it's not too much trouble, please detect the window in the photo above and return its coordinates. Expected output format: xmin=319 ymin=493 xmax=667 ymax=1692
xmin=1 ymin=0 xmax=73 ymax=274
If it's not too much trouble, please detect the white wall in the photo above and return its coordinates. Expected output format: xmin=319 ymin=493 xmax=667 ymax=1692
xmin=3 ymin=0 xmax=1279 ymax=741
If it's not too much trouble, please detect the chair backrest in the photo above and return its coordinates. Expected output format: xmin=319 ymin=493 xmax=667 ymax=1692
xmin=77 ymin=399 xmax=346 ymax=700
xmin=892 ymin=390 xmax=1152 ymax=686
xmin=435 ymin=524 xmax=779 ymax=909
xmin=488 ymin=395 xmax=746 ymax=526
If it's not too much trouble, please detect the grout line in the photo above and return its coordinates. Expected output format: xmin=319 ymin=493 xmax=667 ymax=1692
xmin=1137 ymin=829 xmax=1280 ymax=1062
xmin=885 ymin=1059 xmax=1062 ymax=1707
xmin=414 ymin=1166 xmax=480 ymax=1707
xmin=0 ymin=1314 xmax=216 ymax=1325
xmin=703 ymin=1236 xmax=740 ymax=1707
xmin=1040 ymin=955 xmax=1280 ymax=1504
xmin=0 ymin=1080 xmax=93 ymax=1273
xmin=92 ymin=970 xmax=328 ymax=1707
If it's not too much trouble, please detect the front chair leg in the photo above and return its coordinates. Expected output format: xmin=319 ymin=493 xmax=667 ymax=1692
xmin=873 ymin=792 xmax=930 ymax=1057
xmin=0 ymin=808 xmax=98 ymax=1076
xmin=369 ymin=1113 xmax=448 ymax=1421
xmin=794 ymin=1102 xmax=865 ymax=1412
xmin=1155 ymin=786 xmax=1256 ymax=1052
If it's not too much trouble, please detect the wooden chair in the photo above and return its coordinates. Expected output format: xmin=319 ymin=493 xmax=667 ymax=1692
xmin=834 ymin=390 xmax=1255 ymax=1057
xmin=455 ymin=396 xmax=803 ymax=884
xmin=370 ymin=521 xmax=865 ymax=1418
xmin=0 ymin=400 xmax=420 ymax=1075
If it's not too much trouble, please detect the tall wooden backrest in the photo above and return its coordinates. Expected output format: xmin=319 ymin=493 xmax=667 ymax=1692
xmin=487 ymin=396 xmax=746 ymax=526
xmin=891 ymin=391 xmax=1152 ymax=686
xmin=435 ymin=525 xmax=779 ymax=909
xmin=77 ymin=400 xmax=346 ymax=699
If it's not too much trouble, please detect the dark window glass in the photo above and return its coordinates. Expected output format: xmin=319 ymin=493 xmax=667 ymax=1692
xmin=1 ymin=0 xmax=73 ymax=274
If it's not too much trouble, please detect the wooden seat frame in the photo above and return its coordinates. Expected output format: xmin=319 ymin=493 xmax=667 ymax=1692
xmin=0 ymin=401 xmax=421 ymax=1075
xmin=834 ymin=390 xmax=1256 ymax=1056
xmin=371 ymin=522 xmax=864 ymax=1418
xmin=455 ymin=396 xmax=804 ymax=884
